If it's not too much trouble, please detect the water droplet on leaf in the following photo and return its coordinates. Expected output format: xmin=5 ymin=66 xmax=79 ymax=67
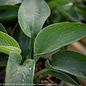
xmin=29 ymin=68 xmax=31 ymax=70
xmin=22 ymin=79 xmax=24 ymax=82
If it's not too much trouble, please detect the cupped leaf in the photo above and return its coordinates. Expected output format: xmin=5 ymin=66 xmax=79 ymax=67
xmin=0 ymin=31 xmax=21 ymax=54
xmin=0 ymin=0 xmax=23 ymax=5
xmin=12 ymin=23 xmax=30 ymax=57
xmin=34 ymin=22 xmax=86 ymax=55
xmin=50 ymin=50 xmax=86 ymax=79
xmin=5 ymin=52 xmax=35 ymax=85
xmin=18 ymin=0 xmax=50 ymax=38
xmin=0 ymin=23 xmax=7 ymax=33
xmin=0 ymin=5 xmax=19 ymax=22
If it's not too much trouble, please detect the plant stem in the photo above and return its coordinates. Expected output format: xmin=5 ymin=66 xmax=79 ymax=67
xmin=29 ymin=25 xmax=35 ymax=59
xmin=30 ymin=35 xmax=34 ymax=59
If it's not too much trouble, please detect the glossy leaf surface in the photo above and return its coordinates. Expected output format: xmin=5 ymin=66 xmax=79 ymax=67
xmin=18 ymin=0 xmax=50 ymax=37
xmin=50 ymin=50 xmax=86 ymax=79
xmin=34 ymin=22 xmax=86 ymax=55
xmin=0 ymin=31 xmax=21 ymax=54
xmin=5 ymin=52 xmax=35 ymax=85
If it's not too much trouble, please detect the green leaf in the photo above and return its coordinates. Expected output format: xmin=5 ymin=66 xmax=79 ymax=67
xmin=0 ymin=24 xmax=8 ymax=66
xmin=0 ymin=23 xmax=7 ymax=33
xmin=56 ymin=4 xmax=78 ymax=22
xmin=0 ymin=0 xmax=23 ymax=5
xmin=55 ymin=0 xmax=73 ymax=6
xmin=0 ymin=31 xmax=21 ymax=54
xmin=12 ymin=23 xmax=30 ymax=57
xmin=0 ymin=53 xmax=8 ymax=66
xmin=50 ymin=50 xmax=86 ymax=79
xmin=37 ymin=68 xmax=81 ymax=86
xmin=5 ymin=52 xmax=35 ymax=85
xmin=34 ymin=22 xmax=86 ymax=55
xmin=76 ymin=5 xmax=86 ymax=15
xmin=47 ymin=0 xmax=73 ymax=10
xmin=0 ymin=5 xmax=19 ymax=22
xmin=68 ymin=7 xmax=80 ymax=22
xmin=18 ymin=0 xmax=50 ymax=38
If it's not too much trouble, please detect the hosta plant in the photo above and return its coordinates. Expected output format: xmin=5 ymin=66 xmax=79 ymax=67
xmin=0 ymin=0 xmax=86 ymax=86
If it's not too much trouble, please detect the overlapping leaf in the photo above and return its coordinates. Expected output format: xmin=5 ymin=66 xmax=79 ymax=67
xmin=12 ymin=23 xmax=30 ymax=57
xmin=5 ymin=52 xmax=35 ymax=85
xmin=76 ymin=5 xmax=86 ymax=15
xmin=0 ymin=31 xmax=21 ymax=54
xmin=0 ymin=24 xmax=7 ymax=66
xmin=0 ymin=5 xmax=18 ymax=21
xmin=37 ymin=68 xmax=81 ymax=86
xmin=0 ymin=23 xmax=7 ymax=33
xmin=47 ymin=50 xmax=86 ymax=79
xmin=34 ymin=22 xmax=86 ymax=55
xmin=0 ymin=53 xmax=8 ymax=66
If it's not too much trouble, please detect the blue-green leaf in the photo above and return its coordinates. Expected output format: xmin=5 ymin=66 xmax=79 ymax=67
xmin=34 ymin=22 xmax=86 ymax=55
xmin=50 ymin=50 xmax=86 ymax=79
xmin=18 ymin=0 xmax=50 ymax=38
xmin=5 ymin=52 xmax=35 ymax=85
